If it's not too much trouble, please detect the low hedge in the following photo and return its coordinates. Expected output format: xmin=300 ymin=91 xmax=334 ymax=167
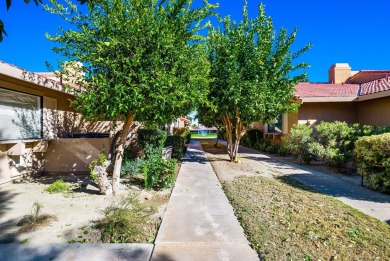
xmin=241 ymin=129 xmax=263 ymax=149
xmin=173 ymin=127 xmax=191 ymax=144
xmin=137 ymin=128 xmax=167 ymax=153
xmin=165 ymin=136 xmax=186 ymax=160
xmin=355 ymin=133 xmax=390 ymax=194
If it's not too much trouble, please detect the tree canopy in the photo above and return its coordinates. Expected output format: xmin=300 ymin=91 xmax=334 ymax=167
xmin=45 ymin=0 xmax=217 ymax=192
xmin=204 ymin=3 xmax=311 ymax=162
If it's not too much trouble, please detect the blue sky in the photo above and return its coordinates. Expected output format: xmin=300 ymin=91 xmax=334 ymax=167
xmin=1 ymin=0 xmax=389 ymax=82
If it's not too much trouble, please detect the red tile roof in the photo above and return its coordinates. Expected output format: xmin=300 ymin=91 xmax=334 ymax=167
xmin=360 ymin=75 xmax=390 ymax=96
xmin=295 ymin=83 xmax=360 ymax=98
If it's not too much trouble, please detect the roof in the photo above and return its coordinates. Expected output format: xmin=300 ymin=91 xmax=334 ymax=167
xmin=0 ymin=60 xmax=74 ymax=95
xmin=295 ymin=83 xmax=360 ymax=98
xmin=361 ymin=75 xmax=390 ymax=96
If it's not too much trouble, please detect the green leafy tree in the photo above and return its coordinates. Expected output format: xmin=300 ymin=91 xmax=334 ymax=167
xmin=206 ymin=3 xmax=311 ymax=162
xmin=45 ymin=0 xmax=216 ymax=193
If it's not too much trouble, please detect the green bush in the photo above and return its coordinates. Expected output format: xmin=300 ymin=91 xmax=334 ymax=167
xmin=355 ymin=133 xmax=390 ymax=194
xmin=45 ymin=180 xmax=71 ymax=193
xmin=143 ymin=157 xmax=177 ymax=190
xmin=241 ymin=129 xmax=263 ymax=148
xmin=315 ymin=121 xmax=357 ymax=168
xmin=121 ymin=158 xmax=145 ymax=177
xmin=174 ymin=127 xmax=191 ymax=144
xmin=165 ymin=136 xmax=186 ymax=160
xmin=96 ymin=192 xmax=155 ymax=243
xmin=282 ymin=124 xmax=315 ymax=164
xmin=137 ymin=128 xmax=167 ymax=151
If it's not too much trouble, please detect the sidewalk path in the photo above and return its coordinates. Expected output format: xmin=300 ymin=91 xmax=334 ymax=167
xmin=218 ymin=140 xmax=390 ymax=224
xmin=152 ymin=140 xmax=259 ymax=261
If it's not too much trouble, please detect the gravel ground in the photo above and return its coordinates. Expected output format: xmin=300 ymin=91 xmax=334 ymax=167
xmin=0 ymin=174 xmax=170 ymax=244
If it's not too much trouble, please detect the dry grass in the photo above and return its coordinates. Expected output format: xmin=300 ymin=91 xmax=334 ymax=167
xmin=223 ymin=176 xmax=390 ymax=260
xmin=17 ymin=202 xmax=57 ymax=233
xmin=200 ymin=140 xmax=390 ymax=260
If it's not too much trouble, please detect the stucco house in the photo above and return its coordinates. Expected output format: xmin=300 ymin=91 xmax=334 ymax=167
xmin=0 ymin=60 xmax=114 ymax=184
xmin=296 ymin=63 xmax=390 ymax=127
xmin=254 ymin=63 xmax=390 ymax=143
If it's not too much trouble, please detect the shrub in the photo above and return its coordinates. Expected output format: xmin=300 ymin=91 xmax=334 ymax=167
xmin=174 ymin=127 xmax=191 ymax=144
xmin=45 ymin=180 xmax=71 ymax=193
xmin=282 ymin=124 xmax=315 ymax=164
xmin=315 ymin=121 xmax=356 ymax=167
xmin=255 ymin=139 xmax=271 ymax=151
xmin=17 ymin=202 xmax=57 ymax=233
xmin=143 ymin=157 xmax=177 ymax=190
xmin=96 ymin=192 xmax=155 ymax=243
xmin=137 ymin=128 xmax=167 ymax=151
xmin=121 ymin=158 xmax=146 ymax=177
xmin=355 ymin=133 xmax=390 ymax=193
xmin=241 ymin=129 xmax=263 ymax=148
xmin=165 ymin=136 xmax=186 ymax=160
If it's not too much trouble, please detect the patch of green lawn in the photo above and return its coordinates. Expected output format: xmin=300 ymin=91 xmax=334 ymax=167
xmin=222 ymin=175 xmax=390 ymax=260
xmin=191 ymin=133 xmax=217 ymax=139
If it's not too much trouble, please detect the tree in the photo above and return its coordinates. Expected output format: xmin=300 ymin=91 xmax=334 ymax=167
xmin=206 ymin=3 xmax=311 ymax=162
xmin=45 ymin=0 xmax=217 ymax=193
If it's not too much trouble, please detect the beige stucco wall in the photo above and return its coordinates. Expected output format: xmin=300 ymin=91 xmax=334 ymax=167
xmin=43 ymin=138 xmax=112 ymax=173
xmin=298 ymin=102 xmax=358 ymax=126
xmin=0 ymin=73 xmax=116 ymax=183
xmin=357 ymin=96 xmax=390 ymax=126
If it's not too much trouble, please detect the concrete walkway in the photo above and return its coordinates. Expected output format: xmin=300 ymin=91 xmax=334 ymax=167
xmin=219 ymin=140 xmax=390 ymax=224
xmin=152 ymin=140 xmax=259 ymax=261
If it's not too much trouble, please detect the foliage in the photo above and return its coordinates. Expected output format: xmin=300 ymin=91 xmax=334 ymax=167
xmin=89 ymin=148 xmax=108 ymax=181
xmin=143 ymin=157 xmax=177 ymax=190
xmin=315 ymin=121 xmax=357 ymax=167
xmin=173 ymin=127 xmax=191 ymax=144
xmin=165 ymin=136 xmax=186 ymax=160
xmin=17 ymin=202 xmax=57 ymax=233
xmin=121 ymin=158 xmax=146 ymax=177
xmin=205 ymin=3 xmax=311 ymax=162
xmin=45 ymin=0 xmax=217 ymax=193
xmin=137 ymin=128 xmax=167 ymax=153
xmin=355 ymin=133 xmax=390 ymax=193
xmin=45 ymin=180 xmax=71 ymax=194
xmin=96 ymin=192 xmax=156 ymax=243
xmin=240 ymin=129 xmax=263 ymax=148
xmin=282 ymin=124 xmax=315 ymax=164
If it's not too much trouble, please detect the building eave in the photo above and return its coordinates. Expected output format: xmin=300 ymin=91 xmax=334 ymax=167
xmin=0 ymin=61 xmax=74 ymax=96
xmin=301 ymin=97 xmax=358 ymax=103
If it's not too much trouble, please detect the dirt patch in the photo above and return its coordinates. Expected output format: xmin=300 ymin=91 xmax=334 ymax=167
xmin=0 ymin=173 xmax=172 ymax=244
xmin=201 ymin=141 xmax=279 ymax=181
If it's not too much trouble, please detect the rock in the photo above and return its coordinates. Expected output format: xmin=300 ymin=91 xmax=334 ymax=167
xmin=93 ymin=165 xmax=112 ymax=196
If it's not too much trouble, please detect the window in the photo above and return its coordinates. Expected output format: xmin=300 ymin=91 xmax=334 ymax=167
xmin=268 ymin=114 xmax=283 ymax=134
xmin=0 ymin=87 xmax=42 ymax=140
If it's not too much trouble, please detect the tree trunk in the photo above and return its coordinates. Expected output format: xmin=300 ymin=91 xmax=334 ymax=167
xmin=221 ymin=112 xmax=244 ymax=163
xmin=214 ymin=127 xmax=220 ymax=147
xmin=112 ymin=114 xmax=134 ymax=194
